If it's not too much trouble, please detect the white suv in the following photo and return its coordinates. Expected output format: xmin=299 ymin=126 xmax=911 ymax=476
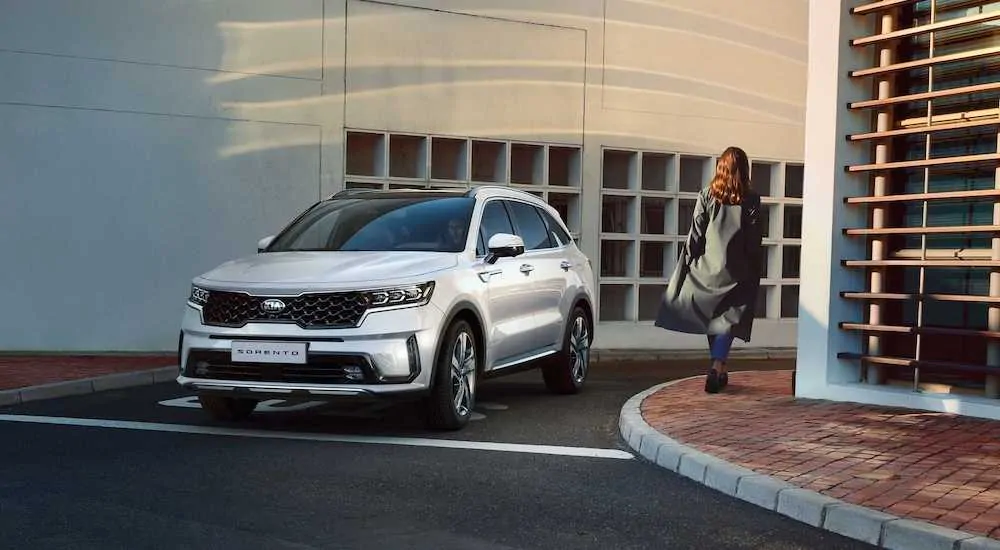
xmin=177 ymin=186 xmax=596 ymax=430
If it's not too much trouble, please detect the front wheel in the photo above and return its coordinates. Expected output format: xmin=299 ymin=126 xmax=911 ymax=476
xmin=542 ymin=306 xmax=591 ymax=395
xmin=424 ymin=320 xmax=478 ymax=431
xmin=198 ymin=395 xmax=258 ymax=421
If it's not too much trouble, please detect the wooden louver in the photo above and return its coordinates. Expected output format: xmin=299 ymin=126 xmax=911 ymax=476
xmin=839 ymin=0 xmax=1000 ymax=393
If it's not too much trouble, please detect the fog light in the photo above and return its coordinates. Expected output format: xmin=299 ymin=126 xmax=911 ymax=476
xmin=195 ymin=361 xmax=210 ymax=376
xmin=344 ymin=365 xmax=364 ymax=381
xmin=406 ymin=335 xmax=420 ymax=377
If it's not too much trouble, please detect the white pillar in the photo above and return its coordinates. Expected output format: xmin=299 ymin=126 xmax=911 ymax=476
xmin=795 ymin=0 xmax=872 ymax=396
xmin=989 ymin=130 xmax=1000 ymax=399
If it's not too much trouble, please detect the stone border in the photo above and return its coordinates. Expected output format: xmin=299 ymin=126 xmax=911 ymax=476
xmin=0 ymin=366 xmax=178 ymax=407
xmin=592 ymin=347 xmax=795 ymax=364
xmin=619 ymin=376 xmax=1000 ymax=550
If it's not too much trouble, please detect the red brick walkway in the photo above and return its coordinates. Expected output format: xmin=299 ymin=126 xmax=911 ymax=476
xmin=0 ymin=355 xmax=175 ymax=391
xmin=641 ymin=370 xmax=1000 ymax=540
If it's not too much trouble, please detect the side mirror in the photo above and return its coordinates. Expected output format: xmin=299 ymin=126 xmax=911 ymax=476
xmin=257 ymin=235 xmax=275 ymax=253
xmin=485 ymin=233 xmax=525 ymax=264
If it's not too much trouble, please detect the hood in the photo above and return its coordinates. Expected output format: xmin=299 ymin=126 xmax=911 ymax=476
xmin=197 ymin=251 xmax=457 ymax=287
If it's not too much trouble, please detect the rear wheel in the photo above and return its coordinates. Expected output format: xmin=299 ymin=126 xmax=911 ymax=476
xmin=542 ymin=306 xmax=591 ymax=394
xmin=424 ymin=320 xmax=478 ymax=431
xmin=198 ymin=395 xmax=258 ymax=421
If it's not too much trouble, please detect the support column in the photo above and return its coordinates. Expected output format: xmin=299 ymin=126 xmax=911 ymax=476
xmin=795 ymin=0 xmax=871 ymax=396
xmin=866 ymin=11 xmax=895 ymax=386
xmin=988 ymin=128 xmax=1000 ymax=399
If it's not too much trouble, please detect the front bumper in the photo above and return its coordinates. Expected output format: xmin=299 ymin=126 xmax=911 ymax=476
xmin=175 ymin=376 xmax=430 ymax=400
xmin=177 ymin=302 xmax=444 ymax=400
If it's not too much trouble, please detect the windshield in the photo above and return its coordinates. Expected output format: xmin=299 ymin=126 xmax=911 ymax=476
xmin=267 ymin=196 xmax=475 ymax=253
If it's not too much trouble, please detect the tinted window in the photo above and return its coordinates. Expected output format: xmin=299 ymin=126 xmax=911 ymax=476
xmin=477 ymin=200 xmax=515 ymax=256
xmin=507 ymin=200 xmax=553 ymax=250
xmin=537 ymin=207 xmax=572 ymax=247
xmin=268 ymin=196 xmax=474 ymax=253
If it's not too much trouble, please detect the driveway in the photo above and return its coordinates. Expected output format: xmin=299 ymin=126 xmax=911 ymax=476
xmin=0 ymin=358 xmax=874 ymax=549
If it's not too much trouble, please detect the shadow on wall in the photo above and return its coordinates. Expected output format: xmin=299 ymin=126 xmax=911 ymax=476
xmin=0 ymin=0 xmax=806 ymax=353
xmin=215 ymin=2 xmax=805 ymax=157
xmin=0 ymin=2 xmax=322 ymax=352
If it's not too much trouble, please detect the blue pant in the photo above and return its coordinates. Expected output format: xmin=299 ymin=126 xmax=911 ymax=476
xmin=708 ymin=333 xmax=734 ymax=362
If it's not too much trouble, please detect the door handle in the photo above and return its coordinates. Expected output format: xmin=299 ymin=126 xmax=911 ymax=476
xmin=560 ymin=260 xmax=573 ymax=271
xmin=519 ymin=264 xmax=534 ymax=274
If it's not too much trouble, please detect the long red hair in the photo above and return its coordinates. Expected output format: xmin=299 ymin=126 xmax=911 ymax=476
xmin=708 ymin=146 xmax=751 ymax=205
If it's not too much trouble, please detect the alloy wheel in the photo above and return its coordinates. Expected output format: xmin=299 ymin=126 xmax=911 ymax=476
xmin=450 ymin=331 xmax=476 ymax=416
xmin=569 ymin=316 xmax=590 ymax=384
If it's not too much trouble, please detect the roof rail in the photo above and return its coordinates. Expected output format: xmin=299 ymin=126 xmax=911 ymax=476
xmin=326 ymin=188 xmax=381 ymax=200
xmin=463 ymin=185 xmax=510 ymax=197
xmin=327 ymin=187 xmax=477 ymax=201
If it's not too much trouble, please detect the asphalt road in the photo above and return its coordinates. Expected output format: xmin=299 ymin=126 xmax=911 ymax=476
xmin=0 ymin=359 xmax=875 ymax=549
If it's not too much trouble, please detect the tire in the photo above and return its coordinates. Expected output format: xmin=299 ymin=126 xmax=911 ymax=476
xmin=198 ymin=394 xmax=258 ymax=421
xmin=424 ymin=319 xmax=478 ymax=431
xmin=542 ymin=306 xmax=591 ymax=395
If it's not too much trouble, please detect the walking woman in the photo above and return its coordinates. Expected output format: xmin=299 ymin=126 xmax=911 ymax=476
xmin=654 ymin=146 xmax=764 ymax=393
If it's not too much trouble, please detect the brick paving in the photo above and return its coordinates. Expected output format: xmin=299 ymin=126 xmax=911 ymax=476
xmin=641 ymin=370 xmax=1000 ymax=540
xmin=0 ymin=355 xmax=175 ymax=391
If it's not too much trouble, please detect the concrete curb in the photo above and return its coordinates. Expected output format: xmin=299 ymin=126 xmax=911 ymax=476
xmin=0 ymin=366 xmax=178 ymax=406
xmin=619 ymin=375 xmax=1000 ymax=550
xmin=593 ymin=347 xmax=795 ymax=364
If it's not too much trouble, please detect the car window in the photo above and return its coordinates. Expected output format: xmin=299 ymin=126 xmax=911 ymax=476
xmin=506 ymin=200 xmax=553 ymax=251
xmin=537 ymin=207 xmax=572 ymax=247
xmin=476 ymin=200 xmax=515 ymax=256
xmin=268 ymin=196 xmax=474 ymax=253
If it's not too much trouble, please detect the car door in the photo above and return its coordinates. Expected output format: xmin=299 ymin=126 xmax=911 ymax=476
xmin=474 ymin=199 xmax=539 ymax=368
xmin=535 ymin=205 xmax=587 ymax=348
xmin=503 ymin=199 xmax=566 ymax=352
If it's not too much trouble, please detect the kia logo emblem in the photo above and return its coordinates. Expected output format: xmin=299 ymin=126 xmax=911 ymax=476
xmin=261 ymin=299 xmax=286 ymax=314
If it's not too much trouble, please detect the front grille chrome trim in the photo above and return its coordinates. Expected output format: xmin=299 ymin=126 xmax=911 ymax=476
xmin=201 ymin=290 xmax=369 ymax=330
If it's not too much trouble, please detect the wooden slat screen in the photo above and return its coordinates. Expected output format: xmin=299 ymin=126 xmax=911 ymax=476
xmin=849 ymin=81 xmax=1000 ymax=109
xmin=852 ymin=0 xmax=918 ymax=15
xmin=840 ymin=322 xmax=1000 ymax=338
xmin=848 ymin=117 xmax=1000 ymax=141
xmin=844 ymin=224 xmax=1000 ymax=235
xmin=845 ymin=188 xmax=1000 ymax=204
xmin=843 ymin=0 xmax=1000 ymax=395
xmin=841 ymin=291 xmax=1000 ymax=304
xmin=850 ymin=45 xmax=1000 ymax=78
xmin=844 ymin=259 xmax=1000 ymax=267
xmin=851 ymin=10 xmax=1000 ymax=46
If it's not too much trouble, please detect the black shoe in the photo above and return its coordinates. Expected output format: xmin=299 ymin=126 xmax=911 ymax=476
xmin=704 ymin=369 xmax=720 ymax=394
xmin=719 ymin=372 xmax=729 ymax=389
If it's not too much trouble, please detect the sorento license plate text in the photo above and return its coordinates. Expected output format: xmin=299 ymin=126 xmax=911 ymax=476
xmin=231 ymin=341 xmax=307 ymax=364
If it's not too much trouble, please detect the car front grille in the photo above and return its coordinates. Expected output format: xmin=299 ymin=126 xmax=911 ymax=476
xmin=185 ymin=350 xmax=375 ymax=384
xmin=202 ymin=291 xmax=369 ymax=329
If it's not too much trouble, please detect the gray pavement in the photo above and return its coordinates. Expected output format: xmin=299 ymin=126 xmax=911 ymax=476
xmin=0 ymin=359 xmax=875 ymax=549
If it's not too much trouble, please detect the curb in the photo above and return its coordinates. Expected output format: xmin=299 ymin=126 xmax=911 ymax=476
xmin=593 ymin=347 xmax=795 ymax=364
xmin=619 ymin=376 xmax=1000 ymax=550
xmin=0 ymin=366 xmax=178 ymax=407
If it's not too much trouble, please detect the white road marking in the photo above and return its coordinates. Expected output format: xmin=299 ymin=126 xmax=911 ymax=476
xmin=0 ymin=414 xmax=634 ymax=460
xmin=162 ymin=396 xmax=486 ymax=419
xmin=158 ymin=396 xmax=327 ymax=413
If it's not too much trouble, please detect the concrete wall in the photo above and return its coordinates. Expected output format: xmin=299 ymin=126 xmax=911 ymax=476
xmin=1 ymin=1 xmax=328 ymax=351
xmin=0 ymin=0 xmax=807 ymax=352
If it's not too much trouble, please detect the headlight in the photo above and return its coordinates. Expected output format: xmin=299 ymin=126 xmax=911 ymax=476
xmin=365 ymin=282 xmax=434 ymax=309
xmin=189 ymin=285 xmax=210 ymax=306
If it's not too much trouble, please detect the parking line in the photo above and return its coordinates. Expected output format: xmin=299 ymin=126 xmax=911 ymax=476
xmin=0 ymin=414 xmax=634 ymax=460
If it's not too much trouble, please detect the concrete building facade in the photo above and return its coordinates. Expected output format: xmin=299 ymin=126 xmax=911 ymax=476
xmin=798 ymin=0 xmax=1000 ymax=419
xmin=1 ymin=0 xmax=807 ymax=353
